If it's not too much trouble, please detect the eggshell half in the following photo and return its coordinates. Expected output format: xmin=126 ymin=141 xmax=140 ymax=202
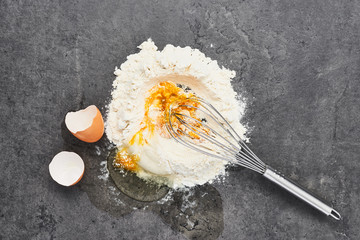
xmin=65 ymin=105 xmax=104 ymax=143
xmin=49 ymin=151 xmax=85 ymax=186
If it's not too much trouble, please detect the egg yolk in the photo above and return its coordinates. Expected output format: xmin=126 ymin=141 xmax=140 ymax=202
xmin=113 ymin=147 xmax=139 ymax=172
xmin=114 ymin=81 xmax=201 ymax=172
xmin=129 ymin=81 xmax=198 ymax=145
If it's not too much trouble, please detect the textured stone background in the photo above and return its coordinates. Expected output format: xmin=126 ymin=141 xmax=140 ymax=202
xmin=1 ymin=0 xmax=359 ymax=239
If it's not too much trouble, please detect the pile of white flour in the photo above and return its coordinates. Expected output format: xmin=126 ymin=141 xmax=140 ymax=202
xmin=106 ymin=39 xmax=247 ymax=188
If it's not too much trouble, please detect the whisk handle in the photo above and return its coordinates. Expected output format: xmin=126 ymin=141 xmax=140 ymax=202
xmin=263 ymin=166 xmax=341 ymax=220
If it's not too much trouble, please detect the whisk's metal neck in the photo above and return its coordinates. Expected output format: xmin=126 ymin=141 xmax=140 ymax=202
xmin=263 ymin=166 xmax=341 ymax=220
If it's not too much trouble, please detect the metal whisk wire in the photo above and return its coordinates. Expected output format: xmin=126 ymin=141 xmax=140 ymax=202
xmin=165 ymin=97 xmax=341 ymax=220
xmin=166 ymin=97 xmax=266 ymax=174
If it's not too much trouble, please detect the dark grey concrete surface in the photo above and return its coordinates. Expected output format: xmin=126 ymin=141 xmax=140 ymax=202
xmin=1 ymin=0 xmax=359 ymax=239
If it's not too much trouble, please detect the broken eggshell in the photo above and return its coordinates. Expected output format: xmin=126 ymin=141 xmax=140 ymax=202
xmin=49 ymin=151 xmax=85 ymax=186
xmin=65 ymin=105 xmax=104 ymax=143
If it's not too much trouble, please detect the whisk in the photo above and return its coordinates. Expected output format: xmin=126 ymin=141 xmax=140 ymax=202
xmin=165 ymin=97 xmax=341 ymax=220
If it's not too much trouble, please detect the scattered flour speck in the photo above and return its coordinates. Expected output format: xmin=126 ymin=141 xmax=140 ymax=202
xmin=156 ymin=190 xmax=174 ymax=204
xmin=98 ymin=160 xmax=109 ymax=180
xmin=94 ymin=145 xmax=101 ymax=156
xmin=180 ymin=190 xmax=197 ymax=213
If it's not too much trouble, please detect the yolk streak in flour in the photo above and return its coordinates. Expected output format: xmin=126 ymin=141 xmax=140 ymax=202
xmin=129 ymin=81 xmax=198 ymax=145
xmin=113 ymin=147 xmax=139 ymax=171
xmin=115 ymin=80 xmax=201 ymax=172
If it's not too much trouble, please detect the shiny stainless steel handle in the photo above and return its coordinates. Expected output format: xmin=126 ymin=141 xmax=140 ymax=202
xmin=263 ymin=166 xmax=341 ymax=220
